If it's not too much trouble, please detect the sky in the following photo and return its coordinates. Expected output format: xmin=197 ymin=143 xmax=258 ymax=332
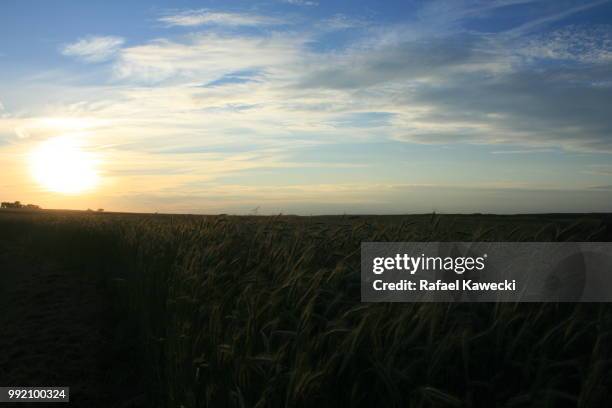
xmin=1 ymin=0 xmax=612 ymax=214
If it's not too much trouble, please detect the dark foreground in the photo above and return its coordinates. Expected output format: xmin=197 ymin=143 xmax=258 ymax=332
xmin=0 ymin=210 xmax=611 ymax=407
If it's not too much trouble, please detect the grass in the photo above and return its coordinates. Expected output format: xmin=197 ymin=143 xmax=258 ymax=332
xmin=0 ymin=210 xmax=611 ymax=407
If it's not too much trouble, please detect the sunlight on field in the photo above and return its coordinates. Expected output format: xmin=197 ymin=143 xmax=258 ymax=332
xmin=29 ymin=136 xmax=100 ymax=194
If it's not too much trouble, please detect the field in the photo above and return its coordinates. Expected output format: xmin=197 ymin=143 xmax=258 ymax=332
xmin=1 ymin=209 xmax=612 ymax=407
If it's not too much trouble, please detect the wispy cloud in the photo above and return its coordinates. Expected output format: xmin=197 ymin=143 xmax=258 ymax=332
xmin=416 ymin=0 xmax=543 ymax=31
xmin=518 ymin=25 xmax=612 ymax=63
xmin=113 ymin=33 xmax=306 ymax=83
xmin=158 ymin=10 xmax=280 ymax=27
xmin=61 ymin=35 xmax=125 ymax=62
xmin=589 ymin=184 xmax=612 ymax=191
xmin=585 ymin=164 xmax=612 ymax=176
xmin=320 ymin=14 xmax=370 ymax=31
xmin=281 ymin=0 xmax=319 ymax=7
xmin=506 ymin=0 xmax=611 ymax=36
xmin=491 ymin=148 xmax=558 ymax=154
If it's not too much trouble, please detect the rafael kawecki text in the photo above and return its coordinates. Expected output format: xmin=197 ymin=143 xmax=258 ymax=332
xmin=371 ymin=253 xmax=516 ymax=292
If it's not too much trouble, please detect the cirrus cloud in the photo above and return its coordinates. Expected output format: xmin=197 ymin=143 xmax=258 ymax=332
xmin=61 ymin=35 xmax=125 ymax=63
xmin=158 ymin=10 xmax=281 ymax=27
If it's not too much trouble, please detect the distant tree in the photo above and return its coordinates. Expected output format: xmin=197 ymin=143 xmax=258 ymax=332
xmin=97 ymin=208 xmax=104 ymax=212
xmin=1 ymin=201 xmax=24 ymax=209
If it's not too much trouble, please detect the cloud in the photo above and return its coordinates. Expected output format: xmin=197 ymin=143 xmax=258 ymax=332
xmin=590 ymin=185 xmax=612 ymax=191
xmin=490 ymin=148 xmax=557 ymax=154
xmin=113 ymin=33 xmax=307 ymax=83
xmin=158 ymin=10 xmax=280 ymax=27
xmin=518 ymin=25 xmax=612 ymax=63
xmin=15 ymin=127 xmax=30 ymax=139
xmin=40 ymin=5 xmax=612 ymax=157
xmin=99 ymin=182 xmax=612 ymax=214
xmin=61 ymin=35 xmax=125 ymax=62
xmin=416 ymin=0 xmax=610 ymax=35
xmin=203 ymin=70 xmax=261 ymax=87
xmin=57 ymin=20 xmax=612 ymax=157
xmin=281 ymin=0 xmax=318 ymax=6
xmin=319 ymin=14 xmax=370 ymax=31
xmin=297 ymin=34 xmax=490 ymax=89
xmin=396 ymin=62 xmax=612 ymax=151
xmin=287 ymin=21 xmax=612 ymax=152
xmin=585 ymin=164 xmax=612 ymax=176
xmin=505 ymin=0 xmax=611 ymax=36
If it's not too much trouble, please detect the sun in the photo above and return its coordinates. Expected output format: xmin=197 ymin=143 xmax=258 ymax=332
xmin=29 ymin=136 xmax=100 ymax=194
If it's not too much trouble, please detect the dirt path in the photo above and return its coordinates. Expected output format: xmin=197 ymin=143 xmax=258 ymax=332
xmin=0 ymin=241 xmax=142 ymax=407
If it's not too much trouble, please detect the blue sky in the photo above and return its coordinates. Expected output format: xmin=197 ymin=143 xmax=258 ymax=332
xmin=1 ymin=0 xmax=612 ymax=214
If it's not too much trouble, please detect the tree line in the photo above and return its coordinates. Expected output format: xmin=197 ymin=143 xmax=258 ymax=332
xmin=0 ymin=201 xmax=41 ymax=210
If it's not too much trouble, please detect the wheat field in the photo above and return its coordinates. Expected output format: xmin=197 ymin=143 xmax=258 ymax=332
xmin=1 ymin=210 xmax=611 ymax=407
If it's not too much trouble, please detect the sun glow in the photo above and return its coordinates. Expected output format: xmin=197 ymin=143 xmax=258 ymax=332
xmin=29 ymin=136 xmax=100 ymax=194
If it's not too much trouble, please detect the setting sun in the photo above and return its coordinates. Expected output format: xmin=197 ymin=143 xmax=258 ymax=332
xmin=29 ymin=136 xmax=100 ymax=194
